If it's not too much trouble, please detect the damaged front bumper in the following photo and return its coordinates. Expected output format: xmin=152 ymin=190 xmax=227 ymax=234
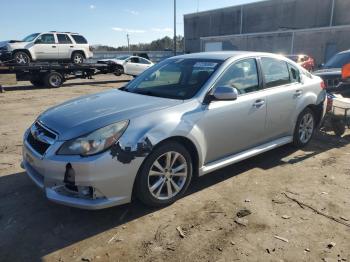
xmin=21 ymin=129 xmax=144 ymax=210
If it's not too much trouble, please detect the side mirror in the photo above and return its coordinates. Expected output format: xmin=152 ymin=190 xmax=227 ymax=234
xmin=34 ymin=39 xmax=42 ymax=44
xmin=342 ymin=63 xmax=350 ymax=80
xmin=212 ymin=86 xmax=238 ymax=101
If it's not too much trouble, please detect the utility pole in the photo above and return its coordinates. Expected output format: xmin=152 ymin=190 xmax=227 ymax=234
xmin=173 ymin=0 xmax=177 ymax=56
xmin=126 ymin=33 xmax=130 ymax=53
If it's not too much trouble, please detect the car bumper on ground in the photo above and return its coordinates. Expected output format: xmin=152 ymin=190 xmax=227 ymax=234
xmin=21 ymin=130 xmax=144 ymax=210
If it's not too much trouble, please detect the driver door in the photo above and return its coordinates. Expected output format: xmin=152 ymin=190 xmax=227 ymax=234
xmin=196 ymin=58 xmax=268 ymax=164
xmin=33 ymin=33 xmax=58 ymax=60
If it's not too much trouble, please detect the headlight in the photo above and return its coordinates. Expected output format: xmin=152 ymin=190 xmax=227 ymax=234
xmin=57 ymin=120 xmax=129 ymax=156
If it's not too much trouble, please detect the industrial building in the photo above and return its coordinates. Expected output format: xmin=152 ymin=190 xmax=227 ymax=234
xmin=184 ymin=0 xmax=350 ymax=64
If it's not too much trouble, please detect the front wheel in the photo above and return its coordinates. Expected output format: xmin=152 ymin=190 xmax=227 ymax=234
xmin=13 ymin=51 xmax=31 ymax=65
xmin=293 ymin=108 xmax=315 ymax=148
xmin=135 ymin=142 xmax=193 ymax=207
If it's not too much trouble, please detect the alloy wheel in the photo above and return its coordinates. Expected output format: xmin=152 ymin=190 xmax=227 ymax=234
xmin=148 ymin=151 xmax=188 ymax=200
xmin=298 ymin=112 xmax=314 ymax=144
xmin=73 ymin=54 xmax=83 ymax=64
xmin=15 ymin=52 xmax=29 ymax=64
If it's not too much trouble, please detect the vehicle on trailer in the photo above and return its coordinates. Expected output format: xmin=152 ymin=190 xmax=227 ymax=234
xmin=22 ymin=51 xmax=326 ymax=209
xmin=314 ymin=50 xmax=350 ymax=93
xmin=0 ymin=31 xmax=93 ymax=65
xmin=98 ymin=55 xmax=154 ymax=76
xmin=286 ymin=54 xmax=315 ymax=72
xmin=0 ymin=62 xmax=119 ymax=88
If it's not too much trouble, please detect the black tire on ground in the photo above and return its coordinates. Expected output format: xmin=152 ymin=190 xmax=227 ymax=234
xmin=293 ymin=107 xmax=315 ymax=148
xmin=44 ymin=72 xmax=63 ymax=88
xmin=135 ymin=142 xmax=193 ymax=207
xmin=71 ymin=52 xmax=85 ymax=64
xmin=13 ymin=51 xmax=31 ymax=65
xmin=330 ymin=118 xmax=346 ymax=137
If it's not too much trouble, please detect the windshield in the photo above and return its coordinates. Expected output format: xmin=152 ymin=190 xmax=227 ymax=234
xmin=324 ymin=52 xmax=350 ymax=68
xmin=116 ymin=55 xmax=131 ymax=60
xmin=22 ymin=33 xmax=40 ymax=42
xmin=125 ymin=58 xmax=222 ymax=99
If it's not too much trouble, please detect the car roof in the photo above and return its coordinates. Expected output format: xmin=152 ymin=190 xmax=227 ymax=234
xmin=47 ymin=31 xmax=80 ymax=35
xmin=172 ymin=51 xmax=284 ymax=61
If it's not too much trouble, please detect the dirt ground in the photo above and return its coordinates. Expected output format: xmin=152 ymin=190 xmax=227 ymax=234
xmin=0 ymin=75 xmax=349 ymax=262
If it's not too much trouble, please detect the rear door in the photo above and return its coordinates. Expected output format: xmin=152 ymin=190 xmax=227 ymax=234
xmin=260 ymin=57 xmax=302 ymax=140
xmin=124 ymin=57 xmax=140 ymax=75
xmin=138 ymin=58 xmax=153 ymax=73
xmin=57 ymin=34 xmax=73 ymax=59
xmin=33 ymin=33 xmax=58 ymax=60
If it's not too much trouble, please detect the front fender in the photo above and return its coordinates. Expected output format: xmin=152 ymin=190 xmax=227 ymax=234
xmin=116 ymin=101 xmax=206 ymax=168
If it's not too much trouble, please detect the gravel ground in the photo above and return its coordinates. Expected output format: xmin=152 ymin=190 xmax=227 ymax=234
xmin=0 ymin=75 xmax=349 ymax=262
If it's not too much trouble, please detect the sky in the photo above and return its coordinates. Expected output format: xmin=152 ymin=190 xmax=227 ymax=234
xmin=0 ymin=0 xmax=264 ymax=47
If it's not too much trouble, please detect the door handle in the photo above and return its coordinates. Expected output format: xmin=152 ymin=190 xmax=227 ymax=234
xmin=294 ymin=90 xmax=303 ymax=97
xmin=253 ymin=99 xmax=265 ymax=108
xmin=52 ymin=46 xmax=57 ymax=48
xmin=70 ymin=46 xmax=74 ymax=48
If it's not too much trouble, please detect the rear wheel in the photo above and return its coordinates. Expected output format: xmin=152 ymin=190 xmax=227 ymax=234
xmin=136 ymin=142 xmax=193 ymax=207
xmin=13 ymin=51 xmax=31 ymax=65
xmin=71 ymin=52 xmax=84 ymax=64
xmin=293 ymin=108 xmax=315 ymax=148
xmin=44 ymin=72 xmax=63 ymax=88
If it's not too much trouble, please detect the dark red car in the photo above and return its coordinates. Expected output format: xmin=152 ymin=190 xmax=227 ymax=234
xmin=286 ymin=54 xmax=315 ymax=71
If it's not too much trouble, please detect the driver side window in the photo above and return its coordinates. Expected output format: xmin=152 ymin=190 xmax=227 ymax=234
xmin=36 ymin=34 xmax=55 ymax=44
xmin=214 ymin=58 xmax=260 ymax=95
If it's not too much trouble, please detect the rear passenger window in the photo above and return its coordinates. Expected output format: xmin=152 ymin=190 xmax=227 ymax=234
xmin=57 ymin=34 xmax=72 ymax=44
xmin=288 ymin=63 xmax=300 ymax=83
xmin=139 ymin=58 xmax=151 ymax=64
xmin=71 ymin=35 xmax=88 ymax=44
xmin=214 ymin=58 xmax=260 ymax=95
xmin=261 ymin=57 xmax=290 ymax=88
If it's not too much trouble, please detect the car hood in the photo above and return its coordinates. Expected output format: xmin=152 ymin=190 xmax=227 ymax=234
xmin=38 ymin=89 xmax=183 ymax=140
xmin=0 ymin=40 xmax=24 ymax=48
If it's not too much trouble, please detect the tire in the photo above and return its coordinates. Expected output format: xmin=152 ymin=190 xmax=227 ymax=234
xmin=293 ymin=108 xmax=315 ymax=148
xmin=331 ymin=118 xmax=346 ymax=137
xmin=71 ymin=52 xmax=85 ymax=64
xmin=44 ymin=72 xmax=63 ymax=88
xmin=135 ymin=142 xmax=193 ymax=207
xmin=13 ymin=51 xmax=31 ymax=65
xmin=114 ymin=65 xmax=124 ymax=76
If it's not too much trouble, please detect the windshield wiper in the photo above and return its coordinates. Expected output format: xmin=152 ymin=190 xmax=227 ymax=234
xmin=132 ymin=90 xmax=158 ymax=97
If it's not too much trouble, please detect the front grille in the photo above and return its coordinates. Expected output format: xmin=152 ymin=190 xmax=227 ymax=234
xmin=325 ymin=78 xmax=341 ymax=89
xmin=27 ymin=132 xmax=50 ymax=155
xmin=35 ymin=122 xmax=56 ymax=139
xmin=26 ymin=122 xmax=57 ymax=155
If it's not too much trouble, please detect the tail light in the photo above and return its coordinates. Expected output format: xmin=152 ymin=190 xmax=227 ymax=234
xmin=326 ymin=93 xmax=334 ymax=112
xmin=320 ymin=81 xmax=326 ymax=90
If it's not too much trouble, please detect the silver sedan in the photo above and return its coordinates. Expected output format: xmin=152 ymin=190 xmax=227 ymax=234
xmin=22 ymin=52 xmax=327 ymax=209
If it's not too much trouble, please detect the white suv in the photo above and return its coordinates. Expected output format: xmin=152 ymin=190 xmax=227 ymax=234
xmin=4 ymin=31 xmax=93 ymax=64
